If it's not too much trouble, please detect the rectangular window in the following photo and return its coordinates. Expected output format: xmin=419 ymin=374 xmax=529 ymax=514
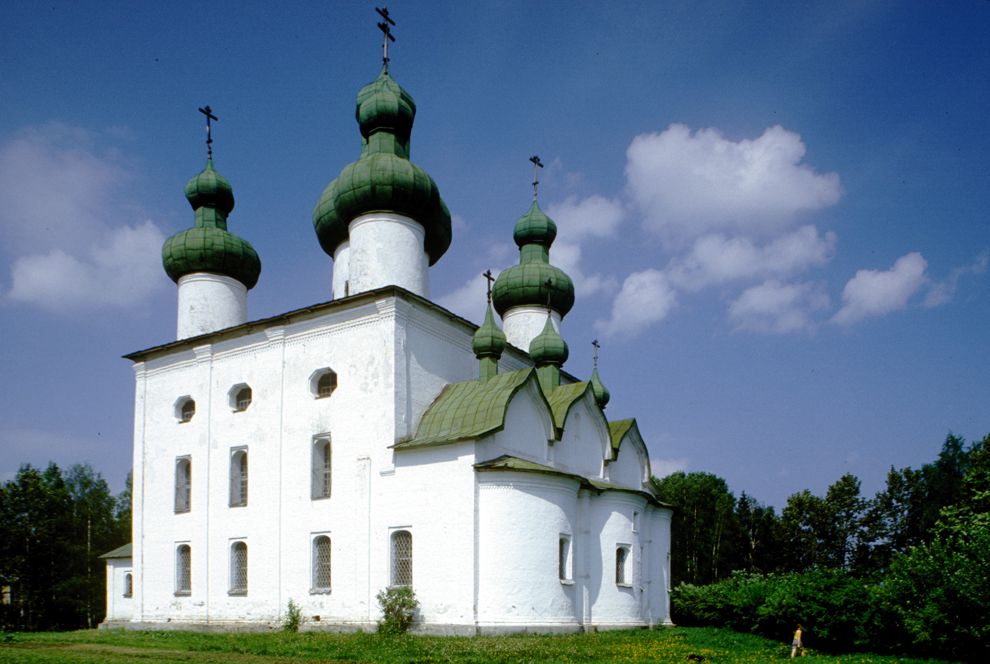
xmin=229 ymin=447 xmax=248 ymax=507
xmin=312 ymin=535 xmax=332 ymax=592
xmin=175 ymin=544 xmax=191 ymax=595
xmin=229 ymin=541 xmax=248 ymax=595
xmin=390 ymin=529 xmax=413 ymax=587
xmin=616 ymin=545 xmax=632 ymax=586
xmin=311 ymin=435 xmax=331 ymax=499
xmin=558 ymin=534 xmax=572 ymax=582
xmin=174 ymin=456 xmax=191 ymax=513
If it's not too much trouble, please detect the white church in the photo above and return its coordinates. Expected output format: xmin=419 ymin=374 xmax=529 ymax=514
xmin=101 ymin=30 xmax=672 ymax=633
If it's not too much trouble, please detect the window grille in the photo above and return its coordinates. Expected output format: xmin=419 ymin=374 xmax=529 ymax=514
xmin=229 ymin=449 xmax=248 ymax=507
xmin=311 ymin=438 xmax=331 ymax=499
xmin=174 ymin=457 xmax=191 ymax=513
xmin=235 ymin=387 xmax=252 ymax=411
xmin=312 ymin=536 xmax=332 ymax=591
xmin=317 ymin=371 xmax=337 ymax=398
xmin=390 ymin=530 xmax=412 ymax=587
xmin=180 ymin=399 xmax=195 ymax=422
xmin=616 ymin=546 xmax=631 ymax=585
xmin=175 ymin=545 xmax=191 ymax=595
xmin=230 ymin=542 xmax=248 ymax=594
xmin=558 ymin=536 xmax=571 ymax=581
xmin=123 ymin=573 xmax=133 ymax=598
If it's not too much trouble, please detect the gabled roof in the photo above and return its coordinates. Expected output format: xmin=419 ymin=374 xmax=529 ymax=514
xmin=544 ymin=380 xmax=592 ymax=433
xmin=608 ymin=418 xmax=636 ymax=457
xmin=99 ymin=543 xmax=132 ymax=559
xmin=475 ymin=454 xmax=669 ymax=507
xmin=395 ymin=369 xmax=546 ymax=449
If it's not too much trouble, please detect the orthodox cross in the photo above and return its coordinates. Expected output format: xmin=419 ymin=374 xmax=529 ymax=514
xmin=376 ymin=6 xmax=396 ymax=71
xmin=544 ymin=277 xmax=554 ymax=315
xmin=198 ymin=105 xmax=218 ymax=159
xmin=482 ymin=269 xmax=495 ymax=304
xmin=592 ymin=339 xmax=600 ymax=369
xmin=530 ymin=155 xmax=544 ymax=199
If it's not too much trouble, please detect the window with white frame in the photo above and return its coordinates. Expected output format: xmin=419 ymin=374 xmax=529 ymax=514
xmin=123 ymin=572 xmax=133 ymax=598
xmin=229 ymin=384 xmax=252 ymax=412
xmin=229 ymin=541 xmax=248 ymax=595
xmin=311 ymin=435 xmax=332 ymax=499
xmin=390 ymin=530 xmax=412 ymax=587
xmin=175 ymin=396 xmax=196 ymax=423
xmin=229 ymin=447 xmax=248 ymax=507
xmin=559 ymin=534 xmax=573 ymax=582
xmin=311 ymin=368 xmax=338 ymax=399
xmin=616 ymin=545 xmax=632 ymax=586
xmin=174 ymin=456 xmax=191 ymax=513
xmin=311 ymin=535 xmax=332 ymax=592
xmin=175 ymin=544 xmax=191 ymax=595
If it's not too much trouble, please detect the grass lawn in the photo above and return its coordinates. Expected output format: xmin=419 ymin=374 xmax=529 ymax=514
xmin=0 ymin=626 xmax=954 ymax=663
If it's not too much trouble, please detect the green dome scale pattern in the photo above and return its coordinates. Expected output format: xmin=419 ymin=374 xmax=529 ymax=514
xmin=162 ymin=160 xmax=261 ymax=290
xmin=313 ymin=68 xmax=451 ymax=265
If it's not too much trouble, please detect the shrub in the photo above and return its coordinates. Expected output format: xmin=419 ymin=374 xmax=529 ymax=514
xmin=283 ymin=598 xmax=302 ymax=632
xmin=376 ymin=586 xmax=418 ymax=635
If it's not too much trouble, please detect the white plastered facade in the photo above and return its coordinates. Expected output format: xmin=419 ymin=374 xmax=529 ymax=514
xmin=103 ymin=287 xmax=672 ymax=633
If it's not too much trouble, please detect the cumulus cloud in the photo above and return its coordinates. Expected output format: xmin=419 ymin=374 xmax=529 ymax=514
xmin=625 ymin=124 xmax=841 ymax=245
xmin=923 ymin=250 xmax=988 ymax=308
xmin=0 ymin=123 xmax=168 ymax=312
xmin=552 ymin=240 xmax=619 ymax=298
xmin=729 ymin=280 xmax=830 ymax=334
xmin=595 ymin=269 xmax=677 ymax=338
xmin=546 ymin=194 xmax=625 ymax=241
xmin=833 ymin=252 xmax=928 ymax=326
xmin=668 ymin=225 xmax=836 ymax=291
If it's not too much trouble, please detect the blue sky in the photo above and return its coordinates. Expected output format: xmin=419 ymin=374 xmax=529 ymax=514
xmin=2 ymin=1 xmax=988 ymax=509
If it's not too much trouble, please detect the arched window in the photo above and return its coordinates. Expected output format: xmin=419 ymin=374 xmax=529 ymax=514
xmin=232 ymin=385 xmax=252 ymax=412
xmin=559 ymin=535 xmax=572 ymax=582
xmin=123 ymin=572 xmax=133 ymax=598
xmin=616 ymin=545 xmax=631 ymax=586
xmin=390 ymin=530 xmax=412 ymax=587
xmin=174 ymin=457 xmax=191 ymax=513
xmin=311 ymin=368 xmax=338 ymax=399
xmin=229 ymin=541 xmax=248 ymax=595
xmin=312 ymin=535 xmax=332 ymax=592
xmin=175 ymin=544 xmax=191 ymax=595
xmin=229 ymin=448 xmax=248 ymax=507
xmin=311 ymin=436 xmax=332 ymax=499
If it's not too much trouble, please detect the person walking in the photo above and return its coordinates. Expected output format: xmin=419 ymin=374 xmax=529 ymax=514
xmin=791 ymin=624 xmax=804 ymax=658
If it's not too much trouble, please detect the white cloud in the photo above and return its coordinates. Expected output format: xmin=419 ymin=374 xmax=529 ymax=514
xmin=833 ymin=252 xmax=928 ymax=326
xmin=6 ymin=220 xmax=165 ymax=311
xmin=729 ymin=280 xmax=829 ymax=334
xmin=546 ymin=194 xmax=625 ymax=240
xmin=651 ymin=457 xmax=690 ymax=479
xmin=625 ymin=124 xmax=841 ymax=245
xmin=668 ymin=225 xmax=836 ymax=291
xmin=0 ymin=124 xmax=168 ymax=312
xmin=595 ymin=269 xmax=677 ymax=338
xmin=923 ymin=250 xmax=988 ymax=308
xmin=436 ymin=271 xmax=497 ymax=324
xmin=552 ymin=240 xmax=619 ymax=298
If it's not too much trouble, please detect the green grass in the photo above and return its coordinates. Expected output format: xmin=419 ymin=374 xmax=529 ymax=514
xmin=0 ymin=626 xmax=954 ymax=663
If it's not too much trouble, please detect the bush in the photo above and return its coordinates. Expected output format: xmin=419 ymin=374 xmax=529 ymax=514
xmin=283 ymin=598 xmax=302 ymax=632
xmin=376 ymin=586 xmax=418 ymax=635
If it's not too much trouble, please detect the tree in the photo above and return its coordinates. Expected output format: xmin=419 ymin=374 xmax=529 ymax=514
xmin=652 ymin=472 xmax=737 ymax=585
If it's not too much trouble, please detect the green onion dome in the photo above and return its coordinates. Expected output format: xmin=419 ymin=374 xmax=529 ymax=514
xmin=529 ymin=315 xmax=569 ymax=365
xmin=590 ymin=367 xmax=610 ymax=409
xmin=313 ymin=68 xmax=451 ymax=265
xmin=492 ymin=200 xmax=574 ymax=317
xmin=162 ymin=160 xmax=261 ymax=289
xmin=472 ymin=304 xmax=507 ymax=359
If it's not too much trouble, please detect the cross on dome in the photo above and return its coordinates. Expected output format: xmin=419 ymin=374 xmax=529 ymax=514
xmin=483 ymin=269 xmax=495 ymax=304
xmin=198 ymin=106 xmax=218 ymax=159
xmin=376 ymin=6 xmax=396 ymax=72
xmin=529 ymin=155 xmax=544 ymax=200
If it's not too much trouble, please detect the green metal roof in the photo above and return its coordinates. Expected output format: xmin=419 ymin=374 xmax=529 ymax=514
xmin=513 ymin=200 xmax=557 ymax=247
xmin=396 ymin=369 xmax=545 ymax=449
xmin=99 ymin=542 xmax=132 ymax=559
xmin=313 ymin=68 xmax=451 ymax=265
xmin=545 ymin=380 xmax=591 ymax=432
xmin=529 ymin=315 xmax=569 ymax=366
xmin=162 ymin=160 xmax=261 ymax=289
xmin=472 ymin=304 xmax=507 ymax=358
xmin=608 ymin=418 xmax=636 ymax=456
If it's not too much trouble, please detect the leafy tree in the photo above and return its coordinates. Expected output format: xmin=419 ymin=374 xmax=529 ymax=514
xmin=778 ymin=489 xmax=825 ymax=572
xmin=731 ymin=492 xmax=782 ymax=574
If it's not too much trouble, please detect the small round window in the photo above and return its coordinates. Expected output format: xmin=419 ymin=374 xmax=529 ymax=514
xmin=229 ymin=384 xmax=253 ymax=412
xmin=174 ymin=396 xmax=196 ymax=423
xmin=310 ymin=369 xmax=338 ymax=399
